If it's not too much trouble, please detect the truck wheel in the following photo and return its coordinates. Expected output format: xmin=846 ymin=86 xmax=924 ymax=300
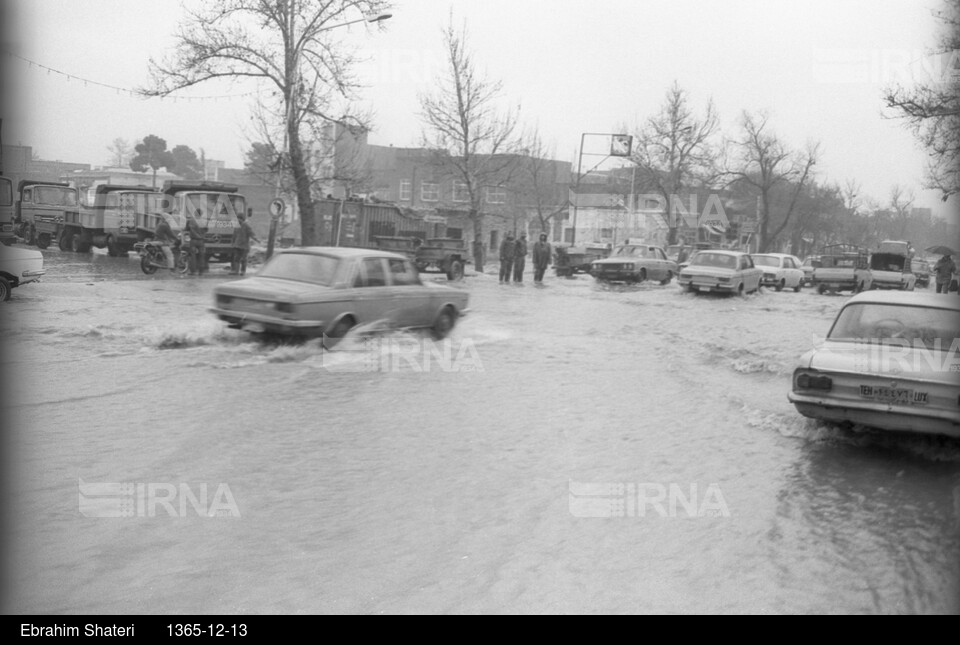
xmin=817 ymin=284 xmax=827 ymax=295
xmin=446 ymin=260 xmax=464 ymax=281
xmin=70 ymin=234 xmax=85 ymax=253
xmin=106 ymin=236 xmax=120 ymax=257
xmin=24 ymin=226 xmax=35 ymax=246
xmin=432 ymin=307 xmax=457 ymax=340
xmin=36 ymin=233 xmax=50 ymax=249
xmin=58 ymin=230 xmax=71 ymax=251
xmin=0 ymin=276 xmax=10 ymax=301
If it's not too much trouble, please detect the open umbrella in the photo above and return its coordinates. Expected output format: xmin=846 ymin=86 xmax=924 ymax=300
xmin=925 ymin=245 xmax=956 ymax=256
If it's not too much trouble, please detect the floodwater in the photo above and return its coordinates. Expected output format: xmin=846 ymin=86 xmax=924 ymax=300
xmin=3 ymin=246 xmax=960 ymax=614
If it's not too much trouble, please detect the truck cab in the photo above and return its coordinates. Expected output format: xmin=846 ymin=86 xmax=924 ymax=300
xmin=153 ymin=181 xmax=245 ymax=264
xmin=16 ymin=181 xmax=79 ymax=249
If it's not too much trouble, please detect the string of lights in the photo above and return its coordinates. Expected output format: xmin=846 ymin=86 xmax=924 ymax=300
xmin=3 ymin=50 xmax=264 ymax=101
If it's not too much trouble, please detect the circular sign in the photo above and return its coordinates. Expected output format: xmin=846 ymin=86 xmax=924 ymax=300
xmin=269 ymin=198 xmax=286 ymax=219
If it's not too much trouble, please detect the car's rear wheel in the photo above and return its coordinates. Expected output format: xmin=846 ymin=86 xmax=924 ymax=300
xmin=0 ymin=276 xmax=10 ymax=302
xmin=324 ymin=316 xmax=355 ymax=349
xmin=793 ymin=281 xmax=801 ymax=292
xmin=660 ymin=270 xmax=673 ymax=286
xmin=432 ymin=306 xmax=457 ymax=340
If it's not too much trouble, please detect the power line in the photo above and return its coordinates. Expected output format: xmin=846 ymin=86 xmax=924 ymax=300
xmin=3 ymin=50 xmax=263 ymax=101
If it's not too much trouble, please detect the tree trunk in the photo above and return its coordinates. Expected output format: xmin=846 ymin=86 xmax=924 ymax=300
xmin=288 ymin=122 xmax=316 ymax=246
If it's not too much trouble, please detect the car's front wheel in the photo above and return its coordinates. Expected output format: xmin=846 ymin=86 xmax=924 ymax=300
xmin=776 ymin=279 xmax=785 ymax=292
xmin=432 ymin=307 xmax=457 ymax=340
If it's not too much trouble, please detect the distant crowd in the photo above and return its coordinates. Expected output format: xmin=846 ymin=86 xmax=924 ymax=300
xmin=471 ymin=233 xmax=553 ymax=284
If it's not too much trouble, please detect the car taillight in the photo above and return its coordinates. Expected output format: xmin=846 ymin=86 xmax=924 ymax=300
xmin=275 ymin=302 xmax=294 ymax=314
xmin=216 ymin=294 xmax=233 ymax=306
xmin=795 ymin=371 xmax=833 ymax=391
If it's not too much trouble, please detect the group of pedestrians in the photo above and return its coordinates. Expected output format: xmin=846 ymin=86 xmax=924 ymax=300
xmin=494 ymin=232 xmax=553 ymax=284
xmin=153 ymin=209 xmax=260 ymax=276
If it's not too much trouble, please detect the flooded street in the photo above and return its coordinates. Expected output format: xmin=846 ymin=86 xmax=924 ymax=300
xmin=3 ymin=247 xmax=960 ymax=615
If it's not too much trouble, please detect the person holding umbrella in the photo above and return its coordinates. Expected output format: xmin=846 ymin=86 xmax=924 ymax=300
xmin=933 ymin=253 xmax=956 ymax=293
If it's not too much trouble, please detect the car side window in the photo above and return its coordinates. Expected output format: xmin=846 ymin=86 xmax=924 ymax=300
xmin=388 ymin=258 xmax=420 ymax=286
xmin=358 ymin=258 xmax=388 ymax=287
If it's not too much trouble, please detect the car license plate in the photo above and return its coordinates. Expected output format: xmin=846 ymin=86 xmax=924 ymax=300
xmin=699 ymin=286 xmax=711 ymax=292
xmin=859 ymin=385 xmax=928 ymax=406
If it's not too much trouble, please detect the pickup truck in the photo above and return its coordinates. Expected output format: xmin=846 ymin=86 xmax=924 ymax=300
xmin=868 ymin=240 xmax=916 ymax=291
xmin=812 ymin=245 xmax=872 ymax=294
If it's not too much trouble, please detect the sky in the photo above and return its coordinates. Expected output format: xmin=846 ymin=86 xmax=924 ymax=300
xmin=2 ymin=0 xmax=957 ymax=218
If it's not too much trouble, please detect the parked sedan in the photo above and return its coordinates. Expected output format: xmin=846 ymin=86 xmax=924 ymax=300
xmin=752 ymin=253 xmax=805 ymax=292
xmin=210 ymin=247 xmax=470 ymax=340
xmin=678 ymin=250 xmax=762 ymax=295
xmin=788 ymin=291 xmax=960 ymax=438
xmin=590 ymin=243 xmax=678 ymax=284
xmin=0 ymin=243 xmax=46 ymax=301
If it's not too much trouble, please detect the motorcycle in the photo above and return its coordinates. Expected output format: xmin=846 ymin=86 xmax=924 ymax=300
xmin=135 ymin=240 xmax=188 ymax=275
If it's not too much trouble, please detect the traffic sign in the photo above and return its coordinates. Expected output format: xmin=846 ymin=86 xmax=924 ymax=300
xmin=269 ymin=198 xmax=286 ymax=219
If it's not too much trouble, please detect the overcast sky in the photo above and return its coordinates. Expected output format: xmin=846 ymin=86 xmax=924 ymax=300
xmin=2 ymin=0 xmax=956 ymax=218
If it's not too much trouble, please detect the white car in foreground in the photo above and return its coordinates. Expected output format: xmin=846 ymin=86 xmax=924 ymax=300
xmin=752 ymin=253 xmax=805 ymax=292
xmin=788 ymin=291 xmax=960 ymax=438
xmin=0 ymin=244 xmax=46 ymax=301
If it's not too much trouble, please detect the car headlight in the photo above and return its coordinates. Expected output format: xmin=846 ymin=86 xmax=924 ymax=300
xmin=794 ymin=370 xmax=833 ymax=391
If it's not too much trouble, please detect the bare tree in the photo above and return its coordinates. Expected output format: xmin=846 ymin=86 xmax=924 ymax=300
xmin=882 ymin=0 xmax=959 ymax=200
xmin=106 ymin=138 xmax=132 ymax=167
xmin=512 ymin=128 xmax=568 ymax=237
xmin=146 ymin=0 xmax=391 ymax=245
xmin=418 ymin=16 xmax=523 ymax=241
xmin=887 ymin=184 xmax=916 ymax=239
xmin=723 ymin=111 xmax=819 ymax=252
xmin=630 ymin=82 xmax=720 ymax=244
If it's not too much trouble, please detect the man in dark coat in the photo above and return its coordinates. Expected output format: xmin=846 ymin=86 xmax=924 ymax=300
xmin=499 ymin=233 xmax=516 ymax=283
xmin=184 ymin=211 xmax=206 ymax=276
xmin=532 ymin=233 xmax=552 ymax=283
xmin=513 ymin=233 xmax=528 ymax=282
xmin=934 ymin=254 xmax=956 ymax=293
xmin=230 ymin=211 xmax=261 ymax=275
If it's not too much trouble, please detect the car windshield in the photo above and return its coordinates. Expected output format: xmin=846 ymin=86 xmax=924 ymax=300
xmin=689 ymin=252 xmax=737 ymax=269
xmin=752 ymin=255 xmax=781 ymax=267
xmin=828 ymin=303 xmax=960 ymax=351
xmin=258 ymin=253 xmax=341 ymax=286
xmin=615 ymin=245 xmax=648 ymax=258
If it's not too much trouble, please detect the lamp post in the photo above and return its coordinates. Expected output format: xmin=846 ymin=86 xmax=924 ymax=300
xmin=571 ymin=132 xmax=632 ymax=246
